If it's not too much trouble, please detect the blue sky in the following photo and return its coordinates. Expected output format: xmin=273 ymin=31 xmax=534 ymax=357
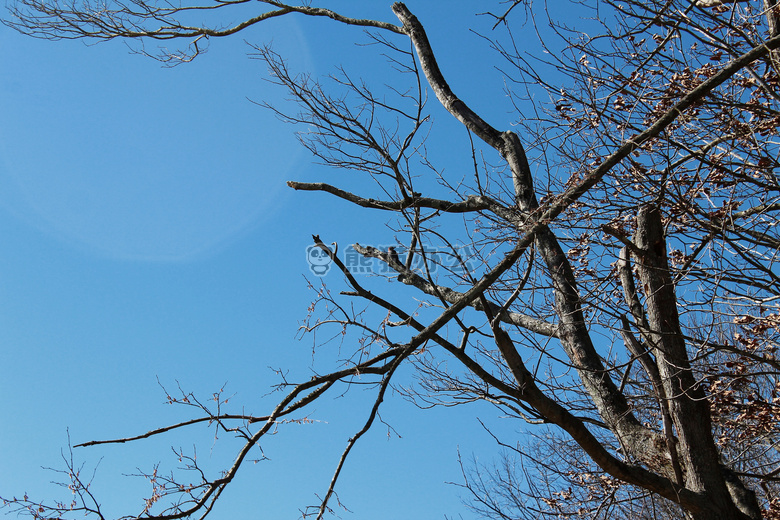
xmin=0 ymin=2 xmax=540 ymax=518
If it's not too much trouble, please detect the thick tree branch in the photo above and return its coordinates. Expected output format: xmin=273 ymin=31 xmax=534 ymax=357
xmin=392 ymin=3 xmax=504 ymax=149
xmin=287 ymin=181 xmax=498 ymax=213
xmin=352 ymin=243 xmax=559 ymax=338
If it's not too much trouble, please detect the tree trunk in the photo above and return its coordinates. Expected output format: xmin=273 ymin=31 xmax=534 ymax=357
xmin=634 ymin=205 xmax=760 ymax=520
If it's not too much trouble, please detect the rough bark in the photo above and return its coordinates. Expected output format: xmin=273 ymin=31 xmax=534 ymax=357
xmin=766 ymin=0 xmax=780 ymax=70
xmin=634 ymin=205 xmax=760 ymax=520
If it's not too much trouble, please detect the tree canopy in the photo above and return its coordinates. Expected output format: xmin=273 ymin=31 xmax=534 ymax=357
xmin=2 ymin=1 xmax=780 ymax=519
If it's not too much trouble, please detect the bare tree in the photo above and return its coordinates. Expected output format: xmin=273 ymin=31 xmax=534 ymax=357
xmin=3 ymin=0 xmax=780 ymax=519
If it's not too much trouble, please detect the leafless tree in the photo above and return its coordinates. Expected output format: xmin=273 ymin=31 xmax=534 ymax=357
xmin=3 ymin=1 xmax=780 ymax=519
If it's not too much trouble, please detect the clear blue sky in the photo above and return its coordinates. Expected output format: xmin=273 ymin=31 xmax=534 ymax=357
xmin=0 ymin=2 xmax=545 ymax=518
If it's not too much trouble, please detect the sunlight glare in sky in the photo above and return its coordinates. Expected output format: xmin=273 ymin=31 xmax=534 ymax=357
xmin=0 ymin=20 xmax=311 ymax=261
